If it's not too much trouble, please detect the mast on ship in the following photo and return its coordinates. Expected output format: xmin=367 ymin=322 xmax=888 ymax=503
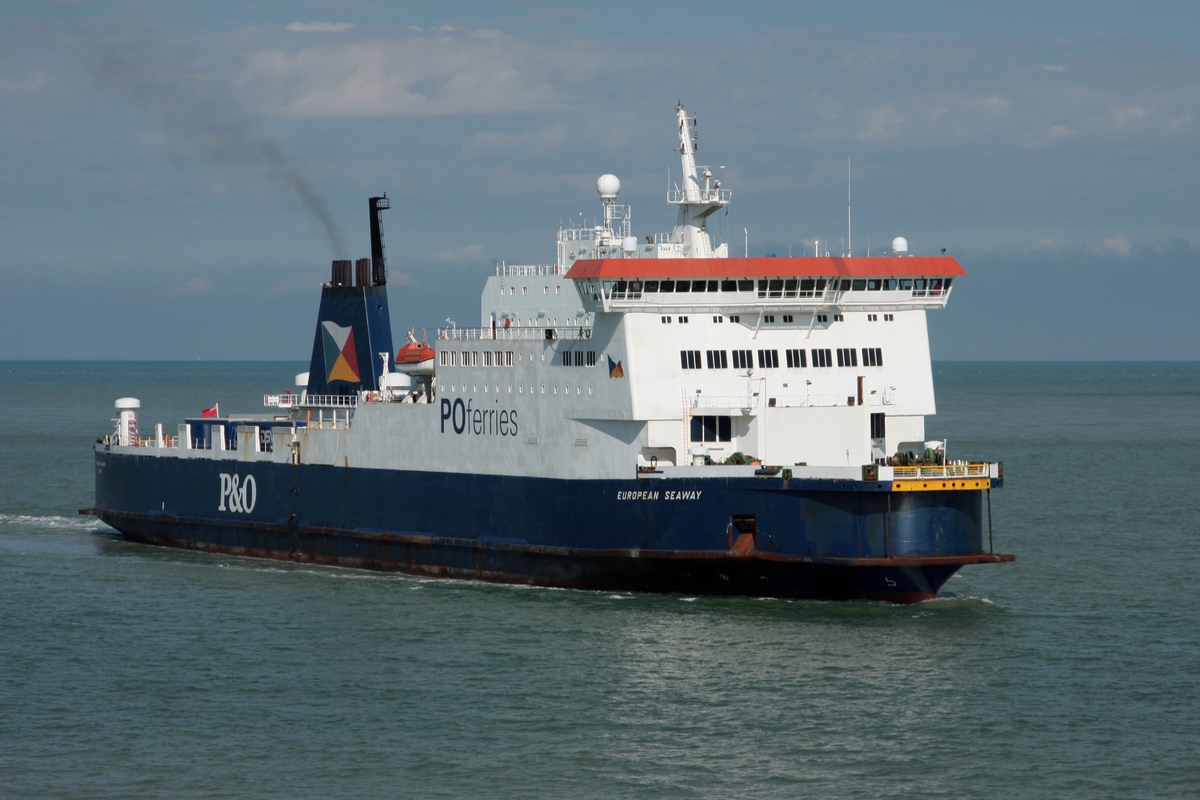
xmin=669 ymin=103 xmax=730 ymax=258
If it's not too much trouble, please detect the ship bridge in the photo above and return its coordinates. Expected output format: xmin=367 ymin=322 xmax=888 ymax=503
xmin=565 ymin=256 xmax=964 ymax=314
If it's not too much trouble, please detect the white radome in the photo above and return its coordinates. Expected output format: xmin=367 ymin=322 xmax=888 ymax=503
xmin=597 ymin=174 xmax=621 ymax=199
xmin=892 ymin=236 xmax=908 ymax=255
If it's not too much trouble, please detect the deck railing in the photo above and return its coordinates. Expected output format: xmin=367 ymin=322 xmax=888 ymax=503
xmin=892 ymin=463 xmax=990 ymax=479
xmin=264 ymin=393 xmax=358 ymax=408
xmin=438 ymin=326 xmax=593 ymax=341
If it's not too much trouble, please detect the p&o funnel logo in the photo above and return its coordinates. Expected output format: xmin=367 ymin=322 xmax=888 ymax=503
xmin=321 ymin=321 xmax=361 ymax=383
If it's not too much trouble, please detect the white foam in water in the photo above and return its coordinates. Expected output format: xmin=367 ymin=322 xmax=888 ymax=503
xmin=0 ymin=514 xmax=106 ymax=532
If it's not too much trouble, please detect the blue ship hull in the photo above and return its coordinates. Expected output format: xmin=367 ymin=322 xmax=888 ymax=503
xmin=92 ymin=449 xmax=1012 ymax=603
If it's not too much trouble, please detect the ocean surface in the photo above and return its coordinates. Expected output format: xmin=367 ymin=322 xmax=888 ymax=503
xmin=2 ymin=360 xmax=1198 ymax=799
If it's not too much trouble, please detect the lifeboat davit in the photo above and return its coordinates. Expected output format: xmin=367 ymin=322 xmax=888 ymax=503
xmin=395 ymin=334 xmax=435 ymax=375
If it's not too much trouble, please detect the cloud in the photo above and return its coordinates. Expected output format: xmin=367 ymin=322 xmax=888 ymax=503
xmin=429 ymin=244 xmax=486 ymax=266
xmin=169 ymin=277 xmax=214 ymax=296
xmin=971 ymin=96 xmax=1011 ymax=117
xmin=856 ymin=105 xmax=905 ymax=143
xmin=238 ymin=30 xmax=594 ymax=118
xmin=1097 ymin=235 xmax=1133 ymax=257
xmin=464 ymin=125 xmax=567 ymax=153
xmin=286 ymin=22 xmax=355 ymax=33
xmin=1111 ymin=105 xmax=1148 ymax=128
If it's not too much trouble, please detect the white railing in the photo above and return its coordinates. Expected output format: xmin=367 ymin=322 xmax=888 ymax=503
xmin=264 ymin=393 xmax=302 ymax=407
xmin=667 ymin=188 xmax=732 ymax=204
xmin=264 ymin=393 xmax=358 ymax=408
xmin=495 ymin=263 xmax=566 ymax=277
xmin=892 ymin=463 xmax=991 ymax=479
xmin=438 ymin=326 xmax=593 ymax=341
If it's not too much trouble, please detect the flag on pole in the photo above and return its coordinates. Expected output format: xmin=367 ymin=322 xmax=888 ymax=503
xmin=201 ymin=404 xmax=219 ymax=418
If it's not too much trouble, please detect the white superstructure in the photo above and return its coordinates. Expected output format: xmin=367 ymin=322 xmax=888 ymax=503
xmin=127 ymin=104 xmax=972 ymax=486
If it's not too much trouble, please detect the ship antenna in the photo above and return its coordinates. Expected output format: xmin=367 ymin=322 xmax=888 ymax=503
xmin=847 ymin=157 xmax=852 ymax=258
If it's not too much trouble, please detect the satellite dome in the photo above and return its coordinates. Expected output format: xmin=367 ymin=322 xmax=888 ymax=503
xmin=891 ymin=236 xmax=909 ymax=255
xmin=597 ymin=174 xmax=621 ymax=199
xmin=621 ymin=236 xmax=638 ymax=254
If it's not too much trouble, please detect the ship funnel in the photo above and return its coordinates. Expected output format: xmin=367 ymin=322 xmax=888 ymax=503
xmin=305 ymin=196 xmax=396 ymax=397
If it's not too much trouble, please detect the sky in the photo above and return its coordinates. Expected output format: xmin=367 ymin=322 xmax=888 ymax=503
xmin=1 ymin=0 xmax=1197 ymax=360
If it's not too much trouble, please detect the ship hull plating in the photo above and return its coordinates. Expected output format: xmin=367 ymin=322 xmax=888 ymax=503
xmin=93 ymin=450 xmax=1010 ymax=603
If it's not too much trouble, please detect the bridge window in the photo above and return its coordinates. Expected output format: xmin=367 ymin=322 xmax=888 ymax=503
xmin=721 ymin=280 xmax=737 ymax=291
xmin=690 ymin=415 xmax=732 ymax=443
xmin=660 ymin=280 xmax=675 ymax=292
xmin=812 ymin=348 xmax=833 ymax=368
xmin=784 ymin=278 xmax=798 ymax=298
xmin=738 ymin=279 xmax=753 ymax=292
xmin=867 ymin=279 xmax=881 ymax=290
xmin=852 ymin=279 xmax=867 ymax=291
xmin=680 ymin=350 xmax=702 ymax=369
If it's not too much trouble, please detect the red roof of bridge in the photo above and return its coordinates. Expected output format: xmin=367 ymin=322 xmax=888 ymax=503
xmin=564 ymin=256 xmax=965 ymax=280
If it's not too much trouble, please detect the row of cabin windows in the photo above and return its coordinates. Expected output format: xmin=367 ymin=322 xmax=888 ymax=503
xmin=662 ymin=312 xmax=888 ymax=326
xmin=684 ymin=348 xmax=885 ymax=370
xmin=439 ymin=351 xmax=515 ymax=367
xmin=439 ymin=350 xmax=599 ymax=368
xmin=606 ymin=277 xmax=950 ymax=300
xmin=446 ymin=383 xmax=593 ymax=395
xmin=560 ymin=351 xmax=599 ymax=367
xmin=690 ymin=415 xmax=733 ymax=443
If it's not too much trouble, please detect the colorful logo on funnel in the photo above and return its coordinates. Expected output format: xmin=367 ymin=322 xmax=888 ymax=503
xmin=321 ymin=321 xmax=361 ymax=383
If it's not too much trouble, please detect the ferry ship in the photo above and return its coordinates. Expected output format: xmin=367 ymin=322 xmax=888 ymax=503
xmin=88 ymin=104 xmax=1013 ymax=603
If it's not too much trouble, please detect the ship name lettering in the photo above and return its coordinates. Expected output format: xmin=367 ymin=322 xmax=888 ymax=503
xmin=440 ymin=398 xmax=518 ymax=437
xmin=219 ymin=473 xmax=257 ymax=513
xmin=664 ymin=490 xmax=702 ymax=500
xmin=616 ymin=491 xmax=659 ymax=501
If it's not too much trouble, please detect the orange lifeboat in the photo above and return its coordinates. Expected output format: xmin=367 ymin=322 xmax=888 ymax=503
xmin=395 ymin=334 xmax=436 ymax=375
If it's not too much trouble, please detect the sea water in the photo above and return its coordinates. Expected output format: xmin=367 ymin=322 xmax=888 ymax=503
xmin=1 ymin=361 xmax=1198 ymax=799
